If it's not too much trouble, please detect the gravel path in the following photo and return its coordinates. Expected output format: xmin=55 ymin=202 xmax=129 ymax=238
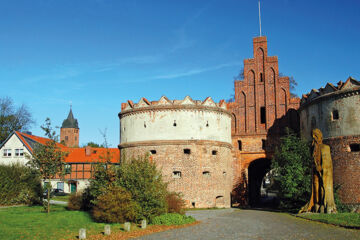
xmin=136 ymin=209 xmax=359 ymax=240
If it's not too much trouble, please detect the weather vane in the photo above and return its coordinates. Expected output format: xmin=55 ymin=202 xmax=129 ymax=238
xmin=258 ymin=0 xmax=262 ymax=36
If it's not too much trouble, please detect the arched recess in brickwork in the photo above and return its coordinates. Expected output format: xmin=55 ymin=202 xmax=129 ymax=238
xmin=239 ymin=92 xmax=246 ymax=132
xmin=248 ymin=70 xmax=255 ymax=85
xmin=232 ymin=113 xmax=237 ymax=134
xmin=256 ymin=48 xmax=265 ymax=82
xmin=269 ymin=67 xmax=275 ymax=84
xmin=279 ymin=88 xmax=287 ymax=117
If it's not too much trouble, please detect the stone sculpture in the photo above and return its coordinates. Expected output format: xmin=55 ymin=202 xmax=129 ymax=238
xmin=299 ymin=128 xmax=337 ymax=213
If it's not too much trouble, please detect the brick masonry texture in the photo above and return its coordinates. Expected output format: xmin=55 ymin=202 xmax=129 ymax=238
xmin=60 ymin=128 xmax=79 ymax=147
xmin=120 ymin=141 xmax=233 ymax=208
xmin=324 ymin=135 xmax=360 ymax=204
xmin=228 ymin=36 xmax=300 ymax=205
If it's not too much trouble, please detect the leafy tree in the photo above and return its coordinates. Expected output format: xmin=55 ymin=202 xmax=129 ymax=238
xmin=84 ymin=142 xmax=104 ymax=148
xmin=117 ymin=155 xmax=168 ymax=221
xmin=271 ymin=128 xmax=312 ymax=210
xmin=27 ymin=118 xmax=68 ymax=213
xmin=0 ymin=97 xmax=34 ymax=144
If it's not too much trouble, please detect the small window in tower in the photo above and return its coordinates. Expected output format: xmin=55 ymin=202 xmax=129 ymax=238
xmin=332 ymin=110 xmax=339 ymax=120
xmin=65 ymin=136 xmax=68 ymax=141
xmin=184 ymin=149 xmax=191 ymax=154
xmin=202 ymin=171 xmax=210 ymax=177
xmin=260 ymin=107 xmax=266 ymax=124
xmin=206 ymin=121 xmax=209 ymax=127
xmin=75 ymin=136 xmax=77 ymax=141
xmin=260 ymin=73 xmax=264 ymax=82
xmin=212 ymin=150 xmax=218 ymax=155
xmin=173 ymin=171 xmax=181 ymax=178
xmin=150 ymin=150 xmax=157 ymax=154
xmin=350 ymin=144 xmax=360 ymax=152
xmin=144 ymin=121 xmax=147 ymax=128
xmin=238 ymin=140 xmax=242 ymax=151
xmin=173 ymin=120 xmax=177 ymax=127
xmin=262 ymin=139 xmax=266 ymax=150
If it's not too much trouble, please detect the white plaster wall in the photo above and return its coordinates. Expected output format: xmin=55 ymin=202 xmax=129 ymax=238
xmin=47 ymin=179 xmax=90 ymax=194
xmin=300 ymin=94 xmax=360 ymax=140
xmin=121 ymin=109 xmax=231 ymax=144
xmin=0 ymin=134 xmax=31 ymax=165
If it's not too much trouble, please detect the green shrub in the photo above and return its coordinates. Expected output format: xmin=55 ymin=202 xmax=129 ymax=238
xmin=116 ymin=155 xmax=168 ymax=221
xmin=271 ymin=129 xmax=312 ymax=210
xmin=0 ymin=163 xmax=42 ymax=206
xmin=67 ymin=193 xmax=83 ymax=211
xmin=92 ymin=185 xmax=140 ymax=223
xmin=166 ymin=192 xmax=185 ymax=214
xmin=152 ymin=213 xmax=195 ymax=225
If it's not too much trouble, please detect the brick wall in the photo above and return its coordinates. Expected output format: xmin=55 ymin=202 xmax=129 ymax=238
xmin=324 ymin=135 xmax=360 ymax=204
xmin=120 ymin=140 xmax=234 ymax=208
xmin=228 ymin=36 xmax=300 ymax=205
xmin=60 ymin=128 xmax=79 ymax=147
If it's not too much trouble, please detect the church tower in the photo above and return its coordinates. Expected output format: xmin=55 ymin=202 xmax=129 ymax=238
xmin=60 ymin=108 xmax=79 ymax=147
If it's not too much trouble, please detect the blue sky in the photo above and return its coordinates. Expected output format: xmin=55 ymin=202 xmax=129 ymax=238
xmin=1 ymin=0 xmax=359 ymax=147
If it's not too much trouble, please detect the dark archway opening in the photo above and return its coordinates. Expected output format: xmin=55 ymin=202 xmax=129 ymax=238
xmin=248 ymin=158 xmax=272 ymax=207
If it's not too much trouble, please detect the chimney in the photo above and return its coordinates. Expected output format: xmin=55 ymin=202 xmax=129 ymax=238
xmin=85 ymin=146 xmax=92 ymax=156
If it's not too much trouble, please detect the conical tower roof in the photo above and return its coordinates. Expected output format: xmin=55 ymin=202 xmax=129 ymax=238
xmin=61 ymin=109 xmax=79 ymax=129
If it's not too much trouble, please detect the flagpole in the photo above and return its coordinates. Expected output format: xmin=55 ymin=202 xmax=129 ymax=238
xmin=258 ymin=0 xmax=262 ymax=36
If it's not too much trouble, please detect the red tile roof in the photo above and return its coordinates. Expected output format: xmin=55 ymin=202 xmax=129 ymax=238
xmin=15 ymin=131 xmax=120 ymax=164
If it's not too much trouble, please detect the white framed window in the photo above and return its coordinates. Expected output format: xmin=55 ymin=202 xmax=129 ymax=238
xmin=15 ymin=149 xmax=24 ymax=157
xmin=3 ymin=149 xmax=11 ymax=157
xmin=57 ymin=182 xmax=64 ymax=191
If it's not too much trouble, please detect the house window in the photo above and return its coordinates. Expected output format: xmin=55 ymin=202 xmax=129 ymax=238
xmin=262 ymin=139 xmax=266 ymax=150
xmin=150 ymin=150 xmax=157 ymax=154
xmin=203 ymin=171 xmax=210 ymax=177
xmin=64 ymin=164 xmax=71 ymax=174
xmin=15 ymin=149 xmax=24 ymax=157
xmin=173 ymin=171 xmax=181 ymax=178
xmin=212 ymin=150 xmax=218 ymax=155
xmin=238 ymin=140 xmax=242 ymax=151
xmin=350 ymin=144 xmax=360 ymax=152
xmin=57 ymin=182 xmax=64 ymax=191
xmin=332 ymin=110 xmax=339 ymax=120
xmin=184 ymin=149 xmax=191 ymax=154
xmin=3 ymin=149 xmax=11 ymax=157
xmin=260 ymin=107 xmax=266 ymax=124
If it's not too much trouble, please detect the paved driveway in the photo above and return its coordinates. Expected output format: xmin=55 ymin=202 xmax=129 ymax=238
xmin=136 ymin=209 xmax=359 ymax=240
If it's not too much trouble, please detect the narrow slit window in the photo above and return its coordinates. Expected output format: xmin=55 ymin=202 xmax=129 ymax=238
xmin=262 ymin=139 xmax=266 ymax=150
xmin=173 ymin=171 xmax=181 ymax=178
xmin=173 ymin=120 xmax=177 ymax=127
xmin=238 ymin=140 xmax=242 ymax=151
xmin=332 ymin=110 xmax=339 ymax=120
xmin=350 ymin=144 xmax=360 ymax=152
xmin=212 ymin=150 xmax=218 ymax=155
xmin=260 ymin=107 xmax=266 ymax=124
xmin=260 ymin=73 xmax=264 ymax=82
xmin=203 ymin=171 xmax=210 ymax=177
xmin=206 ymin=121 xmax=209 ymax=127
xmin=184 ymin=149 xmax=191 ymax=154
xmin=144 ymin=121 xmax=147 ymax=128
xmin=150 ymin=150 xmax=156 ymax=154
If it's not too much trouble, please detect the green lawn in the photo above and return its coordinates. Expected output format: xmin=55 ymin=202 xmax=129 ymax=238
xmin=297 ymin=212 xmax=360 ymax=228
xmin=0 ymin=205 xmax=124 ymax=240
xmin=51 ymin=195 xmax=70 ymax=202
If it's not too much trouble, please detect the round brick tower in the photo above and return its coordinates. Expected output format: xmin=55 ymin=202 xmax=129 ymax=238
xmin=118 ymin=96 xmax=234 ymax=208
xmin=299 ymin=77 xmax=360 ymax=207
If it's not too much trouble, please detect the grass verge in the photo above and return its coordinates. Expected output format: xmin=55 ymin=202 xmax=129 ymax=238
xmin=296 ymin=212 xmax=360 ymax=228
xmin=51 ymin=195 xmax=70 ymax=202
xmin=0 ymin=205 xmax=198 ymax=240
